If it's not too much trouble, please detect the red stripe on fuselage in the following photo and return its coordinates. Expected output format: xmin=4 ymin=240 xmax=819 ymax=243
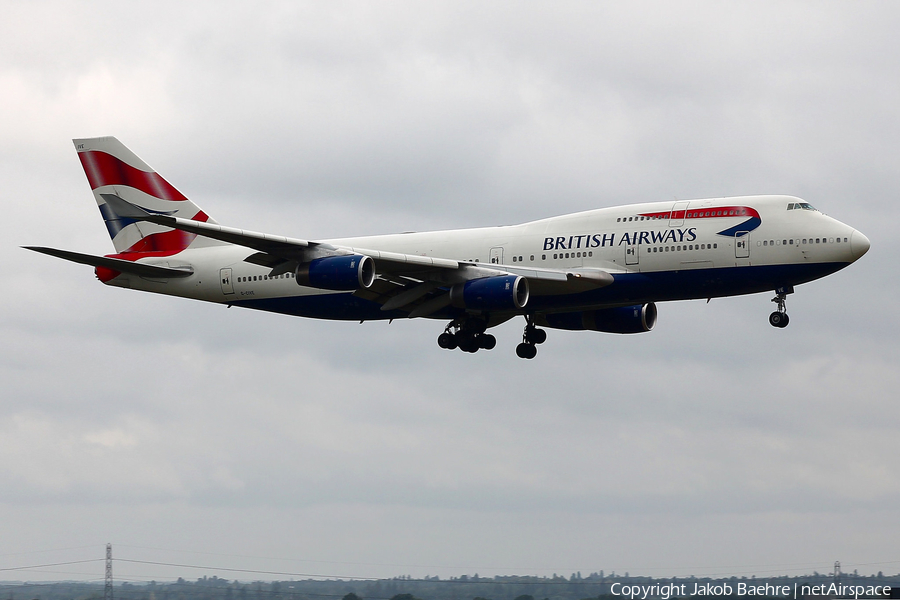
xmin=639 ymin=206 xmax=760 ymax=220
xmin=78 ymin=150 xmax=188 ymax=201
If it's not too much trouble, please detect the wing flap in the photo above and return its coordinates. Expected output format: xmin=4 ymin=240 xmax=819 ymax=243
xmin=379 ymin=281 xmax=442 ymax=311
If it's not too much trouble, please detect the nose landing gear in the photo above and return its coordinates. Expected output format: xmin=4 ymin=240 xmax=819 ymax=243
xmin=437 ymin=318 xmax=496 ymax=353
xmin=516 ymin=318 xmax=547 ymax=359
xmin=769 ymin=286 xmax=793 ymax=328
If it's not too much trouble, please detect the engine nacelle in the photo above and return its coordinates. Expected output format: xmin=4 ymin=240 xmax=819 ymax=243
xmin=537 ymin=302 xmax=657 ymax=334
xmin=450 ymin=275 xmax=529 ymax=311
xmin=295 ymin=255 xmax=375 ymax=290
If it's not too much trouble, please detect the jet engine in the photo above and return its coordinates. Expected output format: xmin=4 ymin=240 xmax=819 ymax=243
xmin=537 ymin=302 xmax=657 ymax=333
xmin=450 ymin=275 xmax=529 ymax=311
xmin=295 ymin=255 xmax=376 ymax=290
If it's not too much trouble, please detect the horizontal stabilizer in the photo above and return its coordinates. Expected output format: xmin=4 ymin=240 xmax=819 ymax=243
xmin=24 ymin=246 xmax=194 ymax=278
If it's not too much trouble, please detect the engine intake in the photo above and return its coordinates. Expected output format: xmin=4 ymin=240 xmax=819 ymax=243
xmin=450 ymin=275 xmax=529 ymax=311
xmin=295 ymin=255 xmax=375 ymax=290
xmin=537 ymin=303 xmax=657 ymax=334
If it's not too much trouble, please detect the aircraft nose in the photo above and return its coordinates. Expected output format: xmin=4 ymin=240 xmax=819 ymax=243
xmin=850 ymin=230 xmax=870 ymax=261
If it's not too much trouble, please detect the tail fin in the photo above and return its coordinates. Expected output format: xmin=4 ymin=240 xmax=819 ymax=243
xmin=74 ymin=137 xmax=222 ymax=254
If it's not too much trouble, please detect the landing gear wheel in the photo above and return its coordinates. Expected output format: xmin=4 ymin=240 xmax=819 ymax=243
xmin=516 ymin=342 xmax=537 ymax=359
xmin=457 ymin=333 xmax=480 ymax=353
xmin=517 ymin=315 xmax=544 ymax=358
xmin=769 ymin=287 xmax=793 ymax=329
xmin=438 ymin=332 xmax=457 ymax=349
xmin=479 ymin=334 xmax=497 ymax=350
xmin=769 ymin=311 xmax=790 ymax=328
xmin=440 ymin=318 xmax=490 ymax=353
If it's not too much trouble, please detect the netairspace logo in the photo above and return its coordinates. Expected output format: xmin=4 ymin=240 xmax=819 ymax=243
xmin=610 ymin=582 xmax=892 ymax=599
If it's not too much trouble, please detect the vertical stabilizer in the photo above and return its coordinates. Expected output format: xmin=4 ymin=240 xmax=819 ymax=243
xmin=73 ymin=137 xmax=222 ymax=254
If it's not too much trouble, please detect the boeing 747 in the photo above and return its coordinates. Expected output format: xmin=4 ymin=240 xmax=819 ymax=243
xmin=26 ymin=137 xmax=870 ymax=358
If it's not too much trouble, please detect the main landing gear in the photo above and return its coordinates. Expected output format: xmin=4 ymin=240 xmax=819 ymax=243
xmin=437 ymin=318 xmax=496 ymax=353
xmin=516 ymin=318 xmax=547 ymax=360
xmin=436 ymin=316 xmax=548 ymax=358
xmin=769 ymin=286 xmax=793 ymax=328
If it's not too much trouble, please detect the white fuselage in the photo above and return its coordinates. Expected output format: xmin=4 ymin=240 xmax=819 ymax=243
xmin=104 ymin=195 xmax=869 ymax=320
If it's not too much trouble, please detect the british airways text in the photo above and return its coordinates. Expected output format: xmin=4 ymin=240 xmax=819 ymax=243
xmin=543 ymin=228 xmax=698 ymax=251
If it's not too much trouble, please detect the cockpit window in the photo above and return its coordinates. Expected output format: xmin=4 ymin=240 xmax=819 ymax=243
xmin=787 ymin=202 xmax=817 ymax=211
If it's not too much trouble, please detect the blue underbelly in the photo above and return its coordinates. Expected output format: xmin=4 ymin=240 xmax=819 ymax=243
xmin=231 ymin=261 xmax=851 ymax=320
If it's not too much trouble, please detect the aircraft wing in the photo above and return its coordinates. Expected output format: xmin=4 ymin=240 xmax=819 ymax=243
xmin=102 ymin=194 xmax=614 ymax=315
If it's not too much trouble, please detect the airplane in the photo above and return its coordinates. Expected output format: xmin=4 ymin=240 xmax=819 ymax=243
xmin=26 ymin=137 xmax=870 ymax=359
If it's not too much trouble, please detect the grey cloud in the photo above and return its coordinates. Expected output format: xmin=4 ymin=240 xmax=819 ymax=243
xmin=2 ymin=0 xmax=899 ymax=580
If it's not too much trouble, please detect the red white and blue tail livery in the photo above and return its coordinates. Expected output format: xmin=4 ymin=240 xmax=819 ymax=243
xmin=26 ymin=137 xmax=871 ymax=358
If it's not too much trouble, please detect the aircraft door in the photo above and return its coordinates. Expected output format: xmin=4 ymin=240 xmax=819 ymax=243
xmin=625 ymin=244 xmax=639 ymax=265
xmin=669 ymin=201 xmax=690 ymax=227
xmin=220 ymin=268 xmax=235 ymax=294
xmin=735 ymin=233 xmax=750 ymax=258
xmin=490 ymin=247 xmax=504 ymax=264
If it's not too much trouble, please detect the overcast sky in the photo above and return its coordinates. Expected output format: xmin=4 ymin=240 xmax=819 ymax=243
xmin=2 ymin=0 xmax=899 ymax=585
